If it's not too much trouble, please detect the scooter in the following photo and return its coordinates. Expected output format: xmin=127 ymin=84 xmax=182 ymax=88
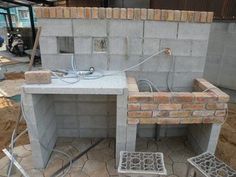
xmin=7 ymin=31 xmax=25 ymax=56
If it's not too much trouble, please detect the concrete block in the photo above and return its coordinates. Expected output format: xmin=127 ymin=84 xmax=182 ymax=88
xmin=211 ymin=22 xmax=228 ymax=32
xmin=160 ymin=39 xmax=191 ymax=56
xmin=109 ymin=20 xmax=143 ymax=37
xmin=80 ymin=128 xmax=107 ymax=137
xmin=141 ymin=55 xmax=172 ymax=72
xmin=39 ymin=37 xmax=57 ymax=54
xmin=53 ymin=94 xmax=77 ymax=101
xmin=41 ymin=54 xmax=73 ymax=70
xmin=77 ymin=95 xmax=108 ymax=102
xmin=173 ymin=72 xmax=203 ymax=88
xmin=38 ymin=19 xmax=72 ymax=37
xmin=203 ymin=62 xmax=220 ymax=84
xmin=175 ymin=56 xmax=206 ymax=72
xmin=109 ymin=55 xmax=142 ymax=71
xmin=74 ymin=37 xmax=92 ymax=54
xmin=144 ymin=21 xmax=178 ymax=39
xmin=228 ymin=23 xmax=236 ymax=33
xmin=178 ymin=23 xmax=211 ymax=40
xmin=73 ymin=19 xmax=107 ymax=37
xmin=116 ymin=125 xmax=127 ymax=144
xmin=191 ymin=40 xmax=208 ymax=57
xmin=55 ymin=102 xmax=77 ymax=115
xmin=57 ymin=115 xmax=78 ymax=129
xmin=143 ymin=38 xmax=160 ymax=55
xmin=77 ymin=102 xmax=107 ymax=116
xmin=79 ymin=116 xmax=108 ymax=128
xmin=57 ymin=128 xmax=79 ymax=137
xmin=75 ymin=54 xmax=108 ymax=70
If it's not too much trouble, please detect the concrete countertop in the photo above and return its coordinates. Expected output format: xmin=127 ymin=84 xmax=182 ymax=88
xmin=22 ymin=71 xmax=127 ymax=95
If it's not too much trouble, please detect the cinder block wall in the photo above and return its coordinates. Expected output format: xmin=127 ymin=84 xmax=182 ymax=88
xmin=36 ymin=7 xmax=213 ymax=137
xmin=204 ymin=22 xmax=236 ymax=90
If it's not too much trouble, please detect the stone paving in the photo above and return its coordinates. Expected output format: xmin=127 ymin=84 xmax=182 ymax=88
xmin=0 ymin=137 xmax=195 ymax=177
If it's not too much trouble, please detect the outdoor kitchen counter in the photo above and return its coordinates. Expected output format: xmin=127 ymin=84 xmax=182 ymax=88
xmin=21 ymin=71 xmax=128 ymax=169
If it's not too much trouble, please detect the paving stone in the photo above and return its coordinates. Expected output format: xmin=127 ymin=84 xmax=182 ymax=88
xmin=170 ymin=148 xmax=195 ymax=163
xmin=106 ymin=159 xmax=118 ymax=176
xmin=165 ymin=164 xmax=173 ymax=175
xmin=87 ymin=148 xmax=114 ymax=162
xmin=44 ymin=158 xmax=64 ymax=177
xmin=82 ymin=160 xmax=109 ymax=177
xmin=71 ymin=138 xmax=92 ymax=152
xmin=20 ymin=155 xmax=34 ymax=170
xmin=173 ymin=162 xmax=187 ymax=177
xmin=13 ymin=145 xmax=31 ymax=158
xmin=71 ymin=155 xmax=88 ymax=169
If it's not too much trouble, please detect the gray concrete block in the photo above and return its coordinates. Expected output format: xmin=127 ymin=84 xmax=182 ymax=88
xmin=144 ymin=21 xmax=178 ymax=39
xmin=74 ymin=37 xmax=92 ymax=54
xmin=178 ymin=23 xmax=211 ymax=40
xmin=41 ymin=54 xmax=73 ymax=70
xmin=38 ymin=19 xmax=73 ymax=37
xmin=175 ymin=56 xmax=206 ymax=72
xmin=77 ymin=95 xmax=108 ymax=102
xmin=160 ymin=39 xmax=192 ymax=56
xmin=203 ymin=62 xmax=220 ymax=85
xmin=53 ymin=94 xmax=77 ymax=101
xmin=73 ymin=19 xmax=107 ymax=37
xmin=39 ymin=37 xmax=57 ymax=54
xmin=57 ymin=128 xmax=79 ymax=137
xmin=218 ymin=64 xmax=236 ymax=90
xmin=109 ymin=55 xmax=142 ymax=71
xmin=80 ymin=128 xmax=108 ymax=137
xmin=55 ymin=102 xmax=77 ymax=115
xmin=211 ymin=22 xmax=229 ymax=32
xmin=109 ymin=20 xmax=143 ymax=37
xmin=141 ymin=55 xmax=172 ymax=72
xmin=116 ymin=125 xmax=127 ymax=144
xmin=173 ymin=72 xmax=203 ymax=88
xmin=228 ymin=23 xmax=236 ymax=33
xmin=191 ymin=40 xmax=208 ymax=57
xmin=143 ymin=38 xmax=160 ymax=55
xmin=80 ymin=116 xmax=109 ymax=128
xmin=57 ymin=115 xmax=78 ymax=129
xmin=77 ymin=102 xmax=108 ymax=116
xmin=75 ymin=54 xmax=108 ymax=70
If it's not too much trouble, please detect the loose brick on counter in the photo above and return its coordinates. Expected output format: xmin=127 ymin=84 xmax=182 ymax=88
xmin=25 ymin=70 xmax=51 ymax=84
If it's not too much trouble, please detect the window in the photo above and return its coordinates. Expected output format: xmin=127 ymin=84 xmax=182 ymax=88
xmin=19 ymin=10 xmax=29 ymax=19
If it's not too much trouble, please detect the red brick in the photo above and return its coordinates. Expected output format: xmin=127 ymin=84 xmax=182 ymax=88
xmin=42 ymin=7 xmax=50 ymax=18
xmin=203 ymin=117 xmax=224 ymax=124
xmin=106 ymin=8 xmax=112 ymax=19
xmin=85 ymin=7 xmax=91 ymax=18
xmin=49 ymin=8 xmax=56 ymax=18
xmin=153 ymin=110 xmax=169 ymax=117
xmin=140 ymin=8 xmax=147 ymax=20
xmin=174 ymin=10 xmax=181 ymax=21
xmin=181 ymin=11 xmax=188 ymax=21
xmin=128 ymin=92 xmax=153 ymax=102
xmin=98 ymin=7 xmax=106 ymax=19
xmin=128 ymin=111 xmax=152 ymax=118
xmin=140 ymin=103 xmax=157 ymax=110
xmin=154 ymin=9 xmax=161 ymax=20
xmin=128 ymin=103 xmax=140 ymax=111
xmin=207 ymin=12 xmax=214 ymax=23
xmin=157 ymin=118 xmax=180 ymax=125
xmin=112 ymin=8 xmax=120 ymax=19
xmin=134 ymin=8 xmax=141 ymax=20
xmin=25 ymin=70 xmax=51 ymax=84
xmin=167 ymin=10 xmax=174 ymax=21
xmin=180 ymin=118 xmax=203 ymax=124
xmin=56 ymin=7 xmax=63 ymax=18
xmin=187 ymin=11 xmax=194 ymax=22
xmin=169 ymin=111 xmax=191 ymax=117
xmin=212 ymin=90 xmax=230 ymax=102
xmin=206 ymin=103 xmax=227 ymax=110
xmin=70 ymin=7 xmax=78 ymax=18
xmin=200 ymin=12 xmax=207 ymax=22
xmin=192 ymin=110 xmax=215 ymax=117
xmin=183 ymin=103 xmax=205 ymax=110
xmin=161 ymin=10 xmax=168 ymax=20
xmin=215 ymin=110 xmax=226 ymax=117
xmin=63 ymin=7 xmax=70 ymax=18
xmin=172 ymin=92 xmax=193 ymax=103
xmin=34 ymin=8 xmax=42 ymax=18
xmin=127 ymin=8 xmax=134 ymax=19
xmin=193 ymin=92 xmax=217 ymax=103
xmin=194 ymin=11 xmax=201 ymax=22
xmin=120 ymin=8 xmax=127 ymax=19
xmin=139 ymin=118 xmax=157 ymax=124
xmin=147 ymin=9 xmax=154 ymax=20
xmin=153 ymin=92 xmax=171 ymax=103
xmin=77 ymin=7 xmax=85 ymax=18
xmin=128 ymin=118 xmax=139 ymax=125
xmin=92 ymin=7 xmax=98 ymax=19
xmin=159 ymin=104 xmax=182 ymax=111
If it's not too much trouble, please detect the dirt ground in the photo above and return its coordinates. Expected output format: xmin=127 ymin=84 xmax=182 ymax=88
xmin=0 ymin=91 xmax=235 ymax=169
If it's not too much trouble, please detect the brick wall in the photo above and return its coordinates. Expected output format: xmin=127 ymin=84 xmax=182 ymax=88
xmin=127 ymin=77 xmax=229 ymax=125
